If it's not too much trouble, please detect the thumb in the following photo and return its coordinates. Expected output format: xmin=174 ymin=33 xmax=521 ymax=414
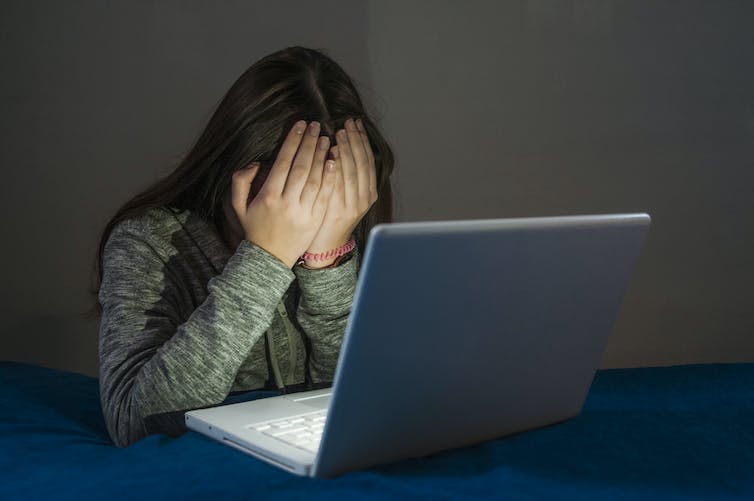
xmin=231 ymin=162 xmax=261 ymax=215
xmin=248 ymin=162 xmax=261 ymax=177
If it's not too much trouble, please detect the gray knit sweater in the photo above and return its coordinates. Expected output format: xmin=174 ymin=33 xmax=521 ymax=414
xmin=97 ymin=205 xmax=360 ymax=447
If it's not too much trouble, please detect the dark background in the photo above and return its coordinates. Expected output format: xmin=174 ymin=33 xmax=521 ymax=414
xmin=1 ymin=0 xmax=752 ymax=377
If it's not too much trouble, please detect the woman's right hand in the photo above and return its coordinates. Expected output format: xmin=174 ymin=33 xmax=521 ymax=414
xmin=231 ymin=120 xmax=337 ymax=269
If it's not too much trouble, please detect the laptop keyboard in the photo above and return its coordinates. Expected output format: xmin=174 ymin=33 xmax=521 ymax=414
xmin=246 ymin=409 xmax=327 ymax=454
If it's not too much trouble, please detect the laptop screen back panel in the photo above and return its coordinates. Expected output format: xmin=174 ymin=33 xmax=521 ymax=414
xmin=312 ymin=214 xmax=650 ymax=477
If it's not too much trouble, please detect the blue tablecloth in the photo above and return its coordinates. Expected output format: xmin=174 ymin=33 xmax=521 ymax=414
xmin=1 ymin=360 xmax=752 ymax=500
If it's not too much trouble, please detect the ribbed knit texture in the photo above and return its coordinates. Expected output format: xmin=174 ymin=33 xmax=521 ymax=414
xmin=97 ymin=206 xmax=360 ymax=447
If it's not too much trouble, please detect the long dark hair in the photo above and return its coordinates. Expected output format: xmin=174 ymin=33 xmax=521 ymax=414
xmin=83 ymin=45 xmax=395 ymax=320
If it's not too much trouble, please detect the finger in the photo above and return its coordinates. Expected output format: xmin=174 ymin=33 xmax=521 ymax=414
xmin=231 ymin=163 xmax=260 ymax=215
xmin=332 ymin=155 xmax=345 ymax=208
xmin=283 ymin=121 xmax=323 ymax=202
xmin=344 ymin=119 xmax=369 ymax=203
xmin=262 ymin=120 xmax=307 ymax=197
xmin=300 ymin=135 xmax=331 ymax=208
xmin=356 ymin=118 xmax=377 ymax=199
xmin=345 ymin=118 xmax=369 ymax=172
xmin=313 ymin=159 xmax=337 ymax=218
xmin=335 ymin=128 xmax=358 ymax=209
xmin=356 ymin=118 xmax=375 ymax=166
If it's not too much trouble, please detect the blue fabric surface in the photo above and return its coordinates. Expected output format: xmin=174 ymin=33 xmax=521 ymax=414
xmin=0 ymin=360 xmax=752 ymax=500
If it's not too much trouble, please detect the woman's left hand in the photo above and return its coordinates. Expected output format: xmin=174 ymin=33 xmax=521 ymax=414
xmin=302 ymin=117 xmax=378 ymax=267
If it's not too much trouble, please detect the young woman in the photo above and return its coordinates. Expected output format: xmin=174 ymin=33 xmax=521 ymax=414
xmin=87 ymin=46 xmax=395 ymax=447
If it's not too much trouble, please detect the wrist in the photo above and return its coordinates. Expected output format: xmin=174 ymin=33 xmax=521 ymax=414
xmin=297 ymin=236 xmax=355 ymax=270
xmin=300 ymin=256 xmax=338 ymax=269
xmin=299 ymin=236 xmax=354 ymax=265
xmin=244 ymin=237 xmax=298 ymax=269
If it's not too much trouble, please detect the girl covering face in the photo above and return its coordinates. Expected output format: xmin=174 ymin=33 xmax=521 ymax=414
xmin=88 ymin=46 xmax=396 ymax=447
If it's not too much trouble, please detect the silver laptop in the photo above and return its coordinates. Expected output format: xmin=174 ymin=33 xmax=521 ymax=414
xmin=185 ymin=212 xmax=651 ymax=478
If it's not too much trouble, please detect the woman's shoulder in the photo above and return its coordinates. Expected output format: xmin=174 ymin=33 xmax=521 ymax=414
xmin=109 ymin=205 xmax=190 ymax=253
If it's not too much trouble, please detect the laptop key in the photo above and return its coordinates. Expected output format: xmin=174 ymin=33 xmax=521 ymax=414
xmin=269 ymin=426 xmax=307 ymax=437
xmin=247 ymin=409 xmax=328 ymax=452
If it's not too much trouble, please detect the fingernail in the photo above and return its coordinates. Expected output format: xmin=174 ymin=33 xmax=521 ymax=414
xmin=308 ymin=121 xmax=320 ymax=137
xmin=295 ymin=120 xmax=306 ymax=134
xmin=356 ymin=119 xmax=364 ymax=131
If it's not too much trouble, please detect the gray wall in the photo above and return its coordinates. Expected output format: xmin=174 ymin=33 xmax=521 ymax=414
xmin=1 ymin=0 xmax=752 ymax=378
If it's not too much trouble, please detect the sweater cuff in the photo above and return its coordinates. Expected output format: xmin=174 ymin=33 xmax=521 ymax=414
xmin=293 ymin=245 xmax=360 ymax=313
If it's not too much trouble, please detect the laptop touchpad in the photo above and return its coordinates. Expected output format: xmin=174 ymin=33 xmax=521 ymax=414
xmin=291 ymin=393 xmax=331 ymax=410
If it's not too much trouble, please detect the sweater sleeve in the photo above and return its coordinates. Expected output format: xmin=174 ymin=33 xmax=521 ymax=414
xmin=291 ymin=244 xmax=360 ymax=385
xmin=97 ymin=218 xmax=295 ymax=447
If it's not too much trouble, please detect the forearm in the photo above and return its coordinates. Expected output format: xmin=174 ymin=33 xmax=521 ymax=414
xmin=293 ymin=245 xmax=360 ymax=383
xmin=99 ymin=223 xmax=295 ymax=447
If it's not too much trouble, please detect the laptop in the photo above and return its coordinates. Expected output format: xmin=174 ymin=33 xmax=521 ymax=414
xmin=185 ymin=212 xmax=651 ymax=478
